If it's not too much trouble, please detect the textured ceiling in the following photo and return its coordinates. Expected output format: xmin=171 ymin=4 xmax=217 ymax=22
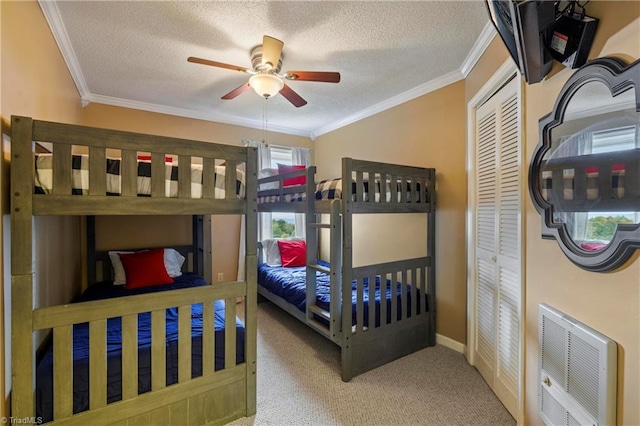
xmin=44 ymin=1 xmax=494 ymax=139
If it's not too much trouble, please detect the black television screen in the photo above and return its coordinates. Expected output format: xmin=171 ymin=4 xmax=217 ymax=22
xmin=486 ymin=0 xmax=556 ymax=83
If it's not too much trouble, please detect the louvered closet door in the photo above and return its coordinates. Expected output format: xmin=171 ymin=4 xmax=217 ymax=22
xmin=472 ymin=77 xmax=522 ymax=419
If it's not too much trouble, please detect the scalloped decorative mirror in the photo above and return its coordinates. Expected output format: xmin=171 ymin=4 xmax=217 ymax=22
xmin=529 ymin=57 xmax=640 ymax=272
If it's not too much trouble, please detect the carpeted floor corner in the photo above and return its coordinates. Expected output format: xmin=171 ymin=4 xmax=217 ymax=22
xmin=229 ymin=301 xmax=515 ymax=426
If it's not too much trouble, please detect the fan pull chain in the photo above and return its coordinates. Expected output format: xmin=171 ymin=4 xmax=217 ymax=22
xmin=262 ymin=98 xmax=269 ymax=147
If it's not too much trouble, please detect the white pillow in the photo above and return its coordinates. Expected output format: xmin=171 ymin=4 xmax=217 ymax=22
xmin=261 ymin=239 xmax=281 ymax=266
xmin=108 ymin=251 xmax=133 ymax=285
xmin=261 ymin=238 xmax=304 ymax=267
xmin=108 ymin=248 xmax=185 ymax=285
xmin=164 ymin=248 xmax=185 ymax=278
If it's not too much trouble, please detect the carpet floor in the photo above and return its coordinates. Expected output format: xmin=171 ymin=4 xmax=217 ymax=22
xmin=228 ymin=301 xmax=516 ymax=426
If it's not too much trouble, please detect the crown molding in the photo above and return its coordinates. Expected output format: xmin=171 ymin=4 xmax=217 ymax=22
xmin=314 ymin=22 xmax=497 ymax=139
xmin=41 ymin=1 xmax=497 ymax=141
xmin=38 ymin=0 xmax=90 ymax=100
xmin=460 ymin=22 xmax=497 ymax=77
xmin=312 ymin=69 xmax=465 ymax=139
xmin=86 ymin=94 xmax=312 ymax=138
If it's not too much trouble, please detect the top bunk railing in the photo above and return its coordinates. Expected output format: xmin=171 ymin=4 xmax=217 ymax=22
xmin=11 ymin=116 xmax=257 ymax=216
xmin=256 ymin=158 xmax=436 ymax=214
xmin=343 ymin=158 xmax=435 ymax=214
xmin=257 ymin=166 xmax=316 ymax=213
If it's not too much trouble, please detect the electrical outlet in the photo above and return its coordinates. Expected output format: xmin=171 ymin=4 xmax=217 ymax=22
xmin=217 ymin=273 xmax=224 ymax=282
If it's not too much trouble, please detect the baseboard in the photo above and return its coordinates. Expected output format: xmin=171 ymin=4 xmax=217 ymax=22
xmin=436 ymin=333 xmax=466 ymax=354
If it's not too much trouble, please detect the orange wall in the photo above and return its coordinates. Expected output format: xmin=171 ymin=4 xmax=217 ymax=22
xmin=314 ymin=80 xmax=468 ymax=344
xmin=0 ymin=0 xmax=84 ymax=419
xmin=82 ymin=103 xmax=312 ymax=282
xmin=468 ymin=4 xmax=640 ymax=425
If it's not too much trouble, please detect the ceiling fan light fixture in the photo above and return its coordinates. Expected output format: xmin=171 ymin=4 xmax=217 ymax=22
xmin=249 ymin=73 xmax=284 ymax=99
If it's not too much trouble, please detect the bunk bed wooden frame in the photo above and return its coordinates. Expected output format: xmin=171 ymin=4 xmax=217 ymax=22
xmin=10 ymin=116 xmax=258 ymax=425
xmin=257 ymin=159 xmax=436 ymax=381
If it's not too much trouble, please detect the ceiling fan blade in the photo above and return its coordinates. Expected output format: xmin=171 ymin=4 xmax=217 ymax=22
xmin=188 ymin=57 xmax=250 ymax=73
xmin=221 ymin=82 xmax=251 ymax=100
xmin=262 ymin=35 xmax=284 ymax=69
xmin=284 ymin=71 xmax=341 ymax=83
xmin=280 ymin=84 xmax=307 ymax=108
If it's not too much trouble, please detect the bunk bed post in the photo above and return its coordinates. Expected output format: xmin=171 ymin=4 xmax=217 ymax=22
xmin=305 ymin=166 xmax=317 ymax=324
xmin=340 ymin=158 xmax=354 ymax=381
xmin=244 ymin=146 xmax=258 ymax=416
xmin=329 ymin=199 xmax=342 ymax=341
xmin=10 ymin=116 xmax=35 ymax=418
xmin=427 ymin=169 xmax=437 ymax=346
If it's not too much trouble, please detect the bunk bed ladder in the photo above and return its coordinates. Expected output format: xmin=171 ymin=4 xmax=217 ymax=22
xmin=306 ymin=200 xmax=342 ymax=342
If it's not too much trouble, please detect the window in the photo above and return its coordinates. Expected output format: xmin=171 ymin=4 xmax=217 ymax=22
xmin=268 ymin=146 xmax=297 ymax=238
xmin=585 ymin=125 xmax=638 ymax=243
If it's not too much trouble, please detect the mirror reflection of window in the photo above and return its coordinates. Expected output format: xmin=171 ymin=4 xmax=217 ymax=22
xmin=541 ymin=84 xmax=640 ymax=252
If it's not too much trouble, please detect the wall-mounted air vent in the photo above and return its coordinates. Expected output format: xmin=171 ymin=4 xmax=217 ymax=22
xmin=538 ymin=304 xmax=617 ymax=426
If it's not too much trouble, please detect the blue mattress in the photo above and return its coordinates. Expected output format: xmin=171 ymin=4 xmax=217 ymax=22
xmin=36 ymin=273 xmax=245 ymax=422
xmin=257 ymin=261 xmax=426 ymax=327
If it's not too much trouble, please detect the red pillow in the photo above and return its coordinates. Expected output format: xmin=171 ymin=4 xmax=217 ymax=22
xmin=277 ymin=239 xmax=307 ymax=267
xmin=277 ymin=164 xmax=306 ymax=187
xmin=118 ymin=248 xmax=174 ymax=289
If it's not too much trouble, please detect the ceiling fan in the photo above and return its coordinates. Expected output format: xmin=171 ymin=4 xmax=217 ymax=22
xmin=188 ymin=35 xmax=340 ymax=108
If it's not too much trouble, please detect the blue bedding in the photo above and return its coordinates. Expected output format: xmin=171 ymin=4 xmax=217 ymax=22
xmin=258 ymin=261 xmax=427 ymax=327
xmin=36 ymin=273 xmax=245 ymax=422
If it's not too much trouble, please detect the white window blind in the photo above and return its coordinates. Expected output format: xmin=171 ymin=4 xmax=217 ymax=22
xmin=591 ymin=125 xmax=636 ymax=153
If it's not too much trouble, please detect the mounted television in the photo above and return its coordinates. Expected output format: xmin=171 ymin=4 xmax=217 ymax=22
xmin=486 ymin=0 xmax=556 ymax=84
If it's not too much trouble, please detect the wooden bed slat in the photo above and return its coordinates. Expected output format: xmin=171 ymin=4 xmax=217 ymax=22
xmin=390 ymin=272 xmax=398 ymax=325
xmin=88 ymin=146 xmax=106 ymax=195
xmin=400 ymin=176 xmax=407 ymax=204
xmin=356 ymin=279 xmax=364 ymax=333
xmin=380 ymin=272 xmax=388 ymax=327
xmin=151 ymin=309 xmax=166 ymax=392
xmin=151 ymin=153 xmax=165 ymax=198
xmin=202 ymin=301 xmax=214 ymax=375
xmin=368 ymin=273 xmax=375 ymax=329
xmin=380 ymin=173 xmax=388 ymax=203
xmin=122 ymin=313 xmax=138 ymax=401
xmin=178 ymin=155 xmax=191 ymax=199
xmin=401 ymin=270 xmax=408 ymax=321
xmin=178 ymin=305 xmax=192 ymax=383
xmin=53 ymin=325 xmax=73 ymax=419
xmin=410 ymin=268 xmax=418 ymax=319
xmin=202 ymin=158 xmax=215 ymax=199
xmin=225 ymin=160 xmax=238 ymax=200
xmin=224 ymin=298 xmax=236 ymax=370
xmin=53 ymin=143 xmax=72 ymax=195
xmin=356 ymin=171 xmax=363 ymax=202
xmin=121 ymin=150 xmax=138 ymax=197
xmin=89 ymin=319 xmax=107 ymax=409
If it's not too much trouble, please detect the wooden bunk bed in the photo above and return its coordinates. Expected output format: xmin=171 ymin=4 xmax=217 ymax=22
xmin=257 ymin=159 xmax=436 ymax=381
xmin=10 ymin=116 xmax=257 ymax=425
